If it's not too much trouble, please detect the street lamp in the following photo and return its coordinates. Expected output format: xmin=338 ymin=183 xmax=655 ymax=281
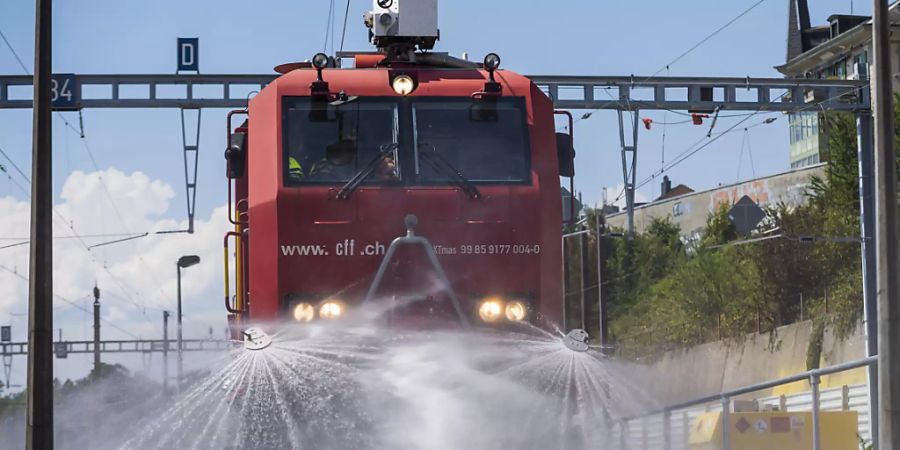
xmin=176 ymin=255 xmax=200 ymax=389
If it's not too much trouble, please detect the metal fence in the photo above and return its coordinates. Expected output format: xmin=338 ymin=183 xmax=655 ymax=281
xmin=612 ymin=356 xmax=876 ymax=450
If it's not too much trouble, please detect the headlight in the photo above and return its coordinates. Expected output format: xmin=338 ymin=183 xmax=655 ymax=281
xmin=319 ymin=301 xmax=344 ymax=319
xmin=505 ymin=301 xmax=528 ymax=321
xmin=478 ymin=298 xmax=503 ymax=323
xmin=391 ymin=75 xmax=416 ymax=95
xmin=292 ymin=303 xmax=315 ymax=322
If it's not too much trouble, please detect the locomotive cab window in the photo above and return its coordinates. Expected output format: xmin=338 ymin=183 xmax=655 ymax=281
xmin=412 ymin=98 xmax=530 ymax=184
xmin=283 ymin=98 xmax=399 ymax=185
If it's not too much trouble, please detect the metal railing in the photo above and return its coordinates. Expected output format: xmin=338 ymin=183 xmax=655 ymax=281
xmin=619 ymin=356 xmax=878 ymax=450
xmin=0 ymin=338 xmax=235 ymax=356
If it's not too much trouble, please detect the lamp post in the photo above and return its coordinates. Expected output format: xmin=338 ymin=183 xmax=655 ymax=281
xmin=176 ymin=255 xmax=200 ymax=389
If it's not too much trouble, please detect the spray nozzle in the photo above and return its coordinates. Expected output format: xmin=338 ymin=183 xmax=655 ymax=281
xmin=242 ymin=328 xmax=272 ymax=351
xmin=563 ymin=329 xmax=590 ymax=353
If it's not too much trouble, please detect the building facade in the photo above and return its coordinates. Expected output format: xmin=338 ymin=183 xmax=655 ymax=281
xmin=604 ymin=165 xmax=825 ymax=245
xmin=778 ymin=1 xmax=900 ymax=168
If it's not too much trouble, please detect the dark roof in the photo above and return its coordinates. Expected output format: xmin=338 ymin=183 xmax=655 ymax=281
xmin=657 ymin=184 xmax=694 ymax=201
xmin=827 ymin=14 xmax=869 ymax=23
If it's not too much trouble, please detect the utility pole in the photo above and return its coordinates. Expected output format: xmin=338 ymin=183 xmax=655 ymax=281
xmin=175 ymin=254 xmax=199 ymax=390
xmin=856 ymin=106 xmax=878 ymax=444
xmin=163 ymin=311 xmax=169 ymax=394
xmin=26 ymin=0 xmax=53 ymax=448
xmin=93 ymin=285 xmax=100 ymax=374
xmin=595 ymin=215 xmax=608 ymax=346
xmin=579 ymin=231 xmax=588 ymax=331
xmin=91 ymin=286 xmax=100 ymax=450
xmin=562 ymin=238 xmax=571 ymax=331
xmin=177 ymin=266 xmax=183 ymax=389
xmin=872 ymin=0 xmax=900 ymax=447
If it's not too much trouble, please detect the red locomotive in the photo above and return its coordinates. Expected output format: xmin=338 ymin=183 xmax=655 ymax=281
xmin=223 ymin=1 xmax=575 ymax=334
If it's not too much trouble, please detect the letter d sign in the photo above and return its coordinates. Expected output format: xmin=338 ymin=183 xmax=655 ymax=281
xmin=177 ymin=38 xmax=199 ymax=72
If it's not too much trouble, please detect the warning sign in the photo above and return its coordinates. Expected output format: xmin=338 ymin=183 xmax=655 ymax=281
xmin=735 ymin=417 xmax=751 ymax=433
xmin=771 ymin=416 xmax=791 ymax=433
xmin=754 ymin=418 xmax=768 ymax=433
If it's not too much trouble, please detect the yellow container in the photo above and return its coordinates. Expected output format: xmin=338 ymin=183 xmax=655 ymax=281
xmin=689 ymin=410 xmax=858 ymax=450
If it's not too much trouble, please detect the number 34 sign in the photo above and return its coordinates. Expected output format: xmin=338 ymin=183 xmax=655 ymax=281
xmin=51 ymin=73 xmax=80 ymax=111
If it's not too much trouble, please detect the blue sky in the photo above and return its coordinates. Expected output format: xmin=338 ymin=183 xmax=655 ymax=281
xmin=0 ymin=0 xmax=870 ymax=385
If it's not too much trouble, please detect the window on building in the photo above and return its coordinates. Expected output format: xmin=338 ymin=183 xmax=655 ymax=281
xmin=836 ymin=59 xmax=847 ymax=79
xmin=673 ymin=202 xmax=683 ymax=217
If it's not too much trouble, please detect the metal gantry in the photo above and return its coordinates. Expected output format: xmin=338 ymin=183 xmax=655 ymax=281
xmin=0 ymin=74 xmax=274 ymax=109
xmin=0 ymin=74 xmax=870 ymax=111
xmin=0 ymin=73 xmax=872 ymax=238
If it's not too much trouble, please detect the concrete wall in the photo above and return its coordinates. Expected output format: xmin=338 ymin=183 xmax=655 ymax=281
xmin=638 ymin=320 xmax=866 ymax=406
xmin=605 ymin=165 xmax=825 ymax=242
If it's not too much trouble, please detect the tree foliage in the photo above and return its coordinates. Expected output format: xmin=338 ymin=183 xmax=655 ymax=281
xmin=603 ymin=97 xmax=900 ymax=355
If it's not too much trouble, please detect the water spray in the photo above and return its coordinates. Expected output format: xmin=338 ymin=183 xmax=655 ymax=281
xmin=242 ymin=328 xmax=273 ymax=351
xmin=563 ymin=329 xmax=590 ymax=353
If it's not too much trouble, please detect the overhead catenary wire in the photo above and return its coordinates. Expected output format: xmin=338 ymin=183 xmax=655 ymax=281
xmin=0 ymin=263 xmax=140 ymax=339
xmin=635 ymin=112 xmax=763 ymax=192
xmin=1 ymin=144 xmax=163 ymax=315
xmin=567 ymin=0 xmax=770 ymax=124
xmin=2 ymin=23 xmax=149 ymax=254
xmin=736 ymin=127 xmax=758 ymax=182
xmin=338 ymin=0 xmax=352 ymax=58
xmin=55 ymin=89 xmax=175 ymax=310
xmin=0 ymin=232 xmax=153 ymax=241
xmin=643 ymin=0 xmax=769 ymax=82
xmin=324 ymin=0 xmax=336 ymax=53
xmin=614 ymin=85 xmax=851 ymax=205
xmin=0 ymin=145 xmax=30 ymax=182
xmin=0 ymin=26 xmax=29 ymax=74
xmin=3 ymin=29 xmax=184 ymax=323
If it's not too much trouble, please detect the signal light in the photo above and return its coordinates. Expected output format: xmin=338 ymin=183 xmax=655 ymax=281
xmin=483 ymin=53 xmax=501 ymax=71
xmin=312 ymin=53 xmax=330 ymax=70
xmin=481 ymin=53 xmax=502 ymax=93
xmin=312 ymin=53 xmax=330 ymax=84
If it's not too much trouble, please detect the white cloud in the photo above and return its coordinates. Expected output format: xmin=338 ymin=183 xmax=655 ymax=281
xmin=0 ymin=169 xmax=231 ymax=348
xmin=605 ymin=183 xmax=650 ymax=210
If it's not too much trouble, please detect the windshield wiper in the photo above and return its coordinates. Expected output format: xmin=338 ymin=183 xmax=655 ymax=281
xmin=336 ymin=143 xmax=398 ymax=199
xmin=417 ymin=143 xmax=482 ymax=199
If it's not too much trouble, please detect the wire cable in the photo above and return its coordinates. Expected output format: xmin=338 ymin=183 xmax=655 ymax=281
xmin=621 ymin=90 xmax=842 ymax=203
xmin=0 ymin=263 xmax=140 ymax=339
xmin=59 ymin=115 xmax=172 ymax=312
xmin=338 ymin=0 xmax=352 ymax=57
xmin=0 ymin=145 xmax=30 ymax=182
xmin=567 ymin=0 xmax=770 ymax=125
xmin=643 ymin=0 xmax=769 ymax=82
xmin=324 ymin=0 xmax=336 ymax=53
xmin=0 ymin=142 xmax=164 ymax=322
xmin=0 ymin=26 xmax=29 ymax=74
xmin=1 ymin=23 xmax=191 ymax=326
